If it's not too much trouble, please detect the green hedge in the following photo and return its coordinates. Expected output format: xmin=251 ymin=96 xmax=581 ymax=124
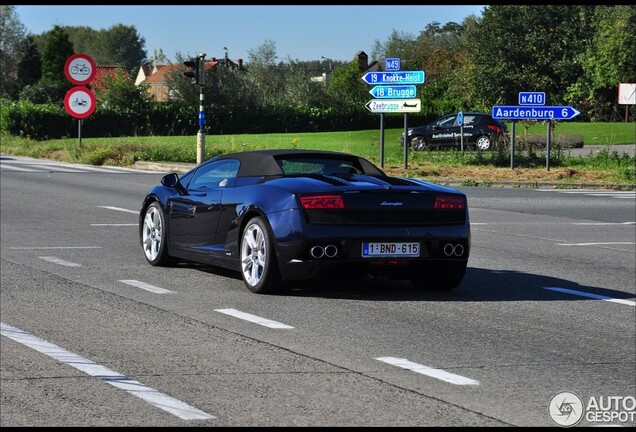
xmin=3 ymin=99 xmax=415 ymax=140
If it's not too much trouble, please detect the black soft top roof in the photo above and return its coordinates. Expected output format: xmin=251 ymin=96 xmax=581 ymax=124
xmin=210 ymin=149 xmax=384 ymax=177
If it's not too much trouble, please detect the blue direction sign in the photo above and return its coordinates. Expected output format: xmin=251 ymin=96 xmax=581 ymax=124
xmin=518 ymin=92 xmax=546 ymax=105
xmin=361 ymin=71 xmax=425 ymax=85
xmin=385 ymin=57 xmax=400 ymax=71
xmin=492 ymin=105 xmax=580 ymax=120
xmin=369 ymin=85 xmax=416 ymax=99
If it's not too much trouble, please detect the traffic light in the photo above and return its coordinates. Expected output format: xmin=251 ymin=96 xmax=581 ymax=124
xmin=183 ymin=57 xmax=200 ymax=84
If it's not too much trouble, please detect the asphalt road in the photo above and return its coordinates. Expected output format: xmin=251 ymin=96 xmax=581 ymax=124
xmin=1 ymin=156 xmax=634 ymax=427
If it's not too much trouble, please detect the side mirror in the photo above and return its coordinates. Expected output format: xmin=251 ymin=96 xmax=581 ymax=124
xmin=161 ymin=173 xmax=187 ymax=195
xmin=161 ymin=172 xmax=179 ymax=187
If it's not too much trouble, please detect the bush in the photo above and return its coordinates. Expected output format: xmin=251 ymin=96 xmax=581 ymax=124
xmin=512 ymin=133 xmax=584 ymax=150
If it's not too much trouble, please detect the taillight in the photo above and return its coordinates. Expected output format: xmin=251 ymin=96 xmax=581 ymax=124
xmin=300 ymin=195 xmax=345 ymax=209
xmin=434 ymin=194 xmax=465 ymax=209
xmin=487 ymin=125 xmax=502 ymax=133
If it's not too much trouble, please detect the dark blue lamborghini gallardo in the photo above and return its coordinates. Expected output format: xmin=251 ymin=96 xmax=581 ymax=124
xmin=139 ymin=149 xmax=470 ymax=294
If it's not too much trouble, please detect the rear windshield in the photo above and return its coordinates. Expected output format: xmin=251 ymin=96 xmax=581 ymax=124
xmin=275 ymin=156 xmax=363 ymax=176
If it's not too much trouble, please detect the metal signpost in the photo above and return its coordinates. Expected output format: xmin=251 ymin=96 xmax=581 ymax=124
xmin=457 ymin=111 xmax=464 ymax=151
xmin=64 ymin=53 xmax=97 ymax=148
xmin=618 ymin=83 xmax=635 ymax=123
xmin=362 ymin=62 xmax=425 ymax=169
xmin=492 ymin=93 xmax=581 ymax=171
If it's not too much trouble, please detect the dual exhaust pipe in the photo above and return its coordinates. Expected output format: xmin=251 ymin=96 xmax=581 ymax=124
xmin=443 ymin=242 xmax=465 ymax=257
xmin=310 ymin=244 xmax=338 ymax=259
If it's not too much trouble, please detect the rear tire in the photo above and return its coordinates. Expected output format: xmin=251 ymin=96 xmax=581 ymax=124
xmin=240 ymin=216 xmax=282 ymax=294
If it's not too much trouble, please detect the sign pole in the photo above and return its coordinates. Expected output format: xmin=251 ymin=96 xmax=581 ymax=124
xmin=197 ymin=86 xmax=205 ymax=164
xmin=78 ymin=119 xmax=82 ymax=149
xmin=403 ymin=114 xmax=408 ymax=170
xmin=379 ymin=113 xmax=385 ymax=168
xmin=546 ymin=121 xmax=551 ymax=171
xmin=510 ymin=121 xmax=515 ymax=169
xmin=196 ymin=53 xmax=206 ymax=164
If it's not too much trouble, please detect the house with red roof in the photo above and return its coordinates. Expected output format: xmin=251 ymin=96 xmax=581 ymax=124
xmin=135 ymin=57 xmax=245 ymax=102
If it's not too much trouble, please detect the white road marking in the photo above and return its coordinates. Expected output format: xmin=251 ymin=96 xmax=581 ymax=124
xmin=574 ymin=222 xmax=636 ymax=225
xmin=556 ymin=242 xmax=635 ymax=246
xmin=0 ymin=164 xmax=40 ymax=172
xmin=91 ymin=223 xmax=137 ymax=226
xmin=11 ymin=246 xmax=101 ymax=250
xmin=536 ymin=189 xmax=635 ymax=199
xmin=0 ymin=322 xmax=215 ymax=420
xmin=99 ymin=206 xmax=139 ymax=214
xmin=471 ymin=222 xmax=635 ymax=225
xmin=543 ymin=287 xmax=636 ymax=307
xmin=119 ymin=280 xmax=175 ymax=294
xmin=375 ymin=356 xmax=479 ymax=386
xmin=214 ymin=308 xmax=294 ymax=329
xmin=1 ymin=159 xmax=162 ymax=174
xmin=39 ymin=256 xmax=81 ymax=267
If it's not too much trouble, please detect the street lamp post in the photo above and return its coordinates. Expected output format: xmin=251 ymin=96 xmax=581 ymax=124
xmin=321 ymin=56 xmax=333 ymax=85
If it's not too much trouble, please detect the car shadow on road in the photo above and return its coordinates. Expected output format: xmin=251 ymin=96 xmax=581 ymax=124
xmin=279 ymin=267 xmax=635 ymax=303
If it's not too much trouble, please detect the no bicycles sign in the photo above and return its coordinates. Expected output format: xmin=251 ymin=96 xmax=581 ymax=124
xmin=64 ymin=53 xmax=96 ymax=119
xmin=64 ymin=53 xmax=96 ymax=85
xmin=64 ymin=86 xmax=96 ymax=119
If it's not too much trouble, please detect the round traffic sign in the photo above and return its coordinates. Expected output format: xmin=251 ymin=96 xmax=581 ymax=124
xmin=64 ymin=53 xmax=96 ymax=85
xmin=64 ymin=86 xmax=96 ymax=119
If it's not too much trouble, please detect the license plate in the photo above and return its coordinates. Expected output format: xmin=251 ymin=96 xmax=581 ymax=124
xmin=362 ymin=242 xmax=420 ymax=258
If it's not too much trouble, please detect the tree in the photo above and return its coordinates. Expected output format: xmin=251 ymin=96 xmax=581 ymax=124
xmin=464 ymin=5 xmax=596 ymax=108
xmin=244 ymin=39 xmax=282 ymax=106
xmin=36 ymin=25 xmax=74 ymax=105
xmin=41 ymin=25 xmax=74 ymax=83
xmin=34 ymin=24 xmax=147 ymax=75
xmin=95 ymin=24 xmax=147 ymax=72
xmin=371 ymin=29 xmax=416 ymax=67
xmin=326 ymin=61 xmax=369 ymax=109
xmin=94 ymin=68 xmax=151 ymax=113
xmin=16 ymin=34 xmax=42 ymax=89
xmin=65 ymin=25 xmax=97 ymax=59
xmin=566 ymin=5 xmax=636 ymax=121
xmin=150 ymin=48 xmax=169 ymax=67
xmin=0 ymin=5 xmax=27 ymax=99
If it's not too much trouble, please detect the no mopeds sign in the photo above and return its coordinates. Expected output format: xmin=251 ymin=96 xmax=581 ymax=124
xmin=64 ymin=86 xmax=96 ymax=119
xmin=64 ymin=53 xmax=96 ymax=85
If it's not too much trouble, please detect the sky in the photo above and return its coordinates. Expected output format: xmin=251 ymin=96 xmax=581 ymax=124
xmin=15 ymin=5 xmax=486 ymax=64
